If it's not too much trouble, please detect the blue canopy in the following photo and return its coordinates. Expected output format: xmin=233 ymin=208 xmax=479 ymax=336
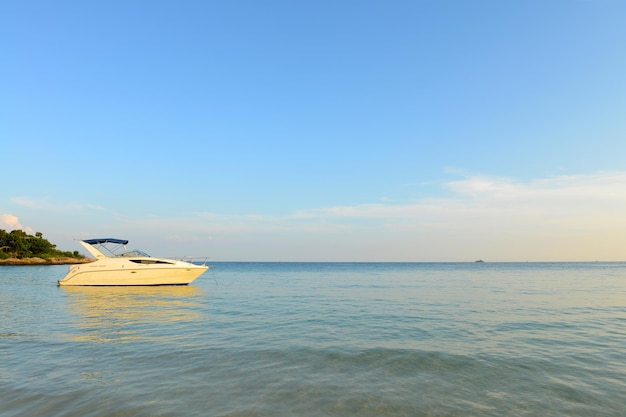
xmin=83 ymin=238 xmax=129 ymax=245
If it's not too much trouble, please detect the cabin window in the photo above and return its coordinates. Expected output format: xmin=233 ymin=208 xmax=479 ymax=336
xmin=128 ymin=259 xmax=174 ymax=265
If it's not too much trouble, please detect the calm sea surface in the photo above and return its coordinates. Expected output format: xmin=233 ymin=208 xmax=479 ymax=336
xmin=1 ymin=262 xmax=626 ymax=416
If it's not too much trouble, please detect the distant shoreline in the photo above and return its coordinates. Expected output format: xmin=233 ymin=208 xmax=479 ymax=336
xmin=0 ymin=257 xmax=94 ymax=266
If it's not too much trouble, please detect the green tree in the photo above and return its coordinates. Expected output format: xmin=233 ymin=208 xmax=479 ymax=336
xmin=27 ymin=232 xmax=55 ymax=255
xmin=0 ymin=229 xmax=83 ymax=259
xmin=8 ymin=230 xmax=29 ymax=258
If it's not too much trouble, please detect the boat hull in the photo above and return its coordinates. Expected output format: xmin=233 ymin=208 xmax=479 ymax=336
xmin=58 ymin=263 xmax=209 ymax=286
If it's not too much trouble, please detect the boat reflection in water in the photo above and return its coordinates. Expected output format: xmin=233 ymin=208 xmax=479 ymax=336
xmin=62 ymin=285 xmax=204 ymax=344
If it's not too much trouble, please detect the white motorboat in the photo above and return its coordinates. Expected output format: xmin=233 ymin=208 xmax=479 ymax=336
xmin=58 ymin=238 xmax=210 ymax=286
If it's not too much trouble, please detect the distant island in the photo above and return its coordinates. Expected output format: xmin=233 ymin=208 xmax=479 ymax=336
xmin=0 ymin=229 xmax=92 ymax=265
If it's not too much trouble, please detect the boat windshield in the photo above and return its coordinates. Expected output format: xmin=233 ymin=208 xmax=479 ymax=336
xmin=83 ymin=239 xmax=151 ymax=258
xmin=118 ymin=249 xmax=151 ymax=258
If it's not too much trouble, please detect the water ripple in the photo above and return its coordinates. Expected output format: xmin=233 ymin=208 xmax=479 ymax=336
xmin=2 ymin=262 xmax=626 ymax=416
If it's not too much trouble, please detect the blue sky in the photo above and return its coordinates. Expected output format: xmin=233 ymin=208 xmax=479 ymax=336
xmin=3 ymin=0 xmax=626 ymax=261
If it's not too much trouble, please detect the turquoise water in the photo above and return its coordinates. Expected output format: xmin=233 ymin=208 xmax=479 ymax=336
xmin=1 ymin=262 xmax=626 ymax=416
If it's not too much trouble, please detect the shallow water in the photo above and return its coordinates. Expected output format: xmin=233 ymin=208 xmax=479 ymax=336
xmin=2 ymin=262 xmax=626 ymax=416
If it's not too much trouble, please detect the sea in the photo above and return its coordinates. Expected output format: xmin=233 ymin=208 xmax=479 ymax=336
xmin=1 ymin=262 xmax=625 ymax=417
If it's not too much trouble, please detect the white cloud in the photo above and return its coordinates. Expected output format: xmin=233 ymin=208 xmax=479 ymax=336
xmin=17 ymin=171 xmax=626 ymax=261
xmin=189 ymin=170 xmax=626 ymax=261
xmin=0 ymin=214 xmax=34 ymax=234
xmin=0 ymin=214 xmax=22 ymax=230
xmin=10 ymin=197 xmax=103 ymax=212
xmin=292 ymin=171 xmax=626 ymax=224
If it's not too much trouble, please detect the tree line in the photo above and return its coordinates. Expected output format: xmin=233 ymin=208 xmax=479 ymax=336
xmin=0 ymin=229 xmax=82 ymax=260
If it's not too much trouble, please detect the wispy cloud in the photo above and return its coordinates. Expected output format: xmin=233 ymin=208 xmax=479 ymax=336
xmin=25 ymin=171 xmax=626 ymax=261
xmin=181 ymin=170 xmax=626 ymax=261
xmin=292 ymin=171 xmax=626 ymax=224
xmin=11 ymin=197 xmax=104 ymax=212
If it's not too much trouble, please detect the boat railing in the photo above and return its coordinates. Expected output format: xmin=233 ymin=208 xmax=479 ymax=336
xmin=179 ymin=256 xmax=211 ymax=266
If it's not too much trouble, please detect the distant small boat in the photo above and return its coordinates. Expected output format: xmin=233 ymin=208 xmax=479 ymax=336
xmin=474 ymin=260 xmax=485 ymax=263
xmin=58 ymin=238 xmax=210 ymax=286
